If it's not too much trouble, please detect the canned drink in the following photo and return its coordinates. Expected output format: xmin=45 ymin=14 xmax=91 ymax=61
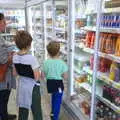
xmin=103 ymin=15 xmax=105 ymax=27
xmin=115 ymin=15 xmax=119 ymax=28
xmin=108 ymin=15 xmax=112 ymax=27
xmin=111 ymin=15 xmax=114 ymax=28
xmin=105 ymin=15 xmax=109 ymax=27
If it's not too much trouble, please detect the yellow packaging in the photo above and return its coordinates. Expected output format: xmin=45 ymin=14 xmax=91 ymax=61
xmin=109 ymin=62 xmax=117 ymax=80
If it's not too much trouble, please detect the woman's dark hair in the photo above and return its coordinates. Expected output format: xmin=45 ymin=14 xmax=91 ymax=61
xmin=0 ymin=13 xmax=4 ymax=20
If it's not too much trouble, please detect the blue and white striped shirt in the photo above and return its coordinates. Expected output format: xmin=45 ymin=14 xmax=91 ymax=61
xmin=0 ymin=34 xmax=16 ymax=90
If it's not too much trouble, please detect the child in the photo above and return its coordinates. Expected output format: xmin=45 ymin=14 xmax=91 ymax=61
xmin=42 ymin=41 xmax=68 ymax=120
xmin=13 ymin=30 xmax=43 ymax=120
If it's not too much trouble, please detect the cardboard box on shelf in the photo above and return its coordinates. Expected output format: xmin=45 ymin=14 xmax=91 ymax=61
xmin=105 ymin=0 xmax=120 ymax=8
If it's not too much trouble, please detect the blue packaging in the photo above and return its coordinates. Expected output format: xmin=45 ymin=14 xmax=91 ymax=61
xmin=106 ymin=15 xmax=109 ymax=27
xmin=108 ymin=15 xmax=112 ymax=27
xmin=112 ymin=15 xmax=116 ymax=28
xmin=116 ymin=15 xmax=120 ymax=28
xmin=102 ymin=15 xmax=105 ymax=27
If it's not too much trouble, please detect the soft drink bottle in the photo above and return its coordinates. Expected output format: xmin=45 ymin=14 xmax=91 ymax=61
xmin=90 ymin=32 xmax=95 ymax=49
xmin=85 ymin=32 xmax=93 ymax=48
xmin=115 ymin=36 xmax=120 ymax=56
xmin=105 ymin=34 xmax=113 ymax=54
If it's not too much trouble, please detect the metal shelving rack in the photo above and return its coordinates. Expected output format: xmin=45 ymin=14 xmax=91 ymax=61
xmin=30 ymin=5 xmax=45 ymax=68
xmin=69 ymin=0 xmax=120 ymax=120
xmin=27 ymin=0 xmax=120 ymax=119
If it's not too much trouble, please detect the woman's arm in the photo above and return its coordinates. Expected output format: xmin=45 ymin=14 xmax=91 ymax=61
xmin=41 ymin=72 xmax=45 ymax=80
xmin=13 ymin=67 xmax=17 ymax=76
xmin=33 ymin=69 xmax=40 ymax=81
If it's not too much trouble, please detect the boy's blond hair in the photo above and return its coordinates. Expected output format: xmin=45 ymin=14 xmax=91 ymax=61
xmin=47 ymin=41 xmax=60 ymax=57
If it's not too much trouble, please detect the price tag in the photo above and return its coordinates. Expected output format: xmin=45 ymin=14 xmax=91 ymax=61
xmin=115 ymin=109 xmax=120 ymax=114
xmin=100 ymin=75 xmax=106 ymax=81
xmin=114 ymin=84 xmax=120 ymax=89
xmin=109 ymin=80 xmax=113 ymax=86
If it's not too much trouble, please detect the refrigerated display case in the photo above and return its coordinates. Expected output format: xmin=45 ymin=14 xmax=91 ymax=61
xmin=30 ymin=5 xmax=45 ymax=68
xmin=0 ymin=9 xmax=25 ymax=33
xmin=66 ymin=0 xmax=120 ymax=120
xmin=54 ymin=1 xmax=68 ymax=63
xmin=0 ymin=1 xmax=26 ymax=52
xmin=1 ymin=0 xmax=120 ymax=120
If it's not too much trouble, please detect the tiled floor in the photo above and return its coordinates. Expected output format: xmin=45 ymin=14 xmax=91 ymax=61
xmin=8 ymin=81 xmax=71 ymax=120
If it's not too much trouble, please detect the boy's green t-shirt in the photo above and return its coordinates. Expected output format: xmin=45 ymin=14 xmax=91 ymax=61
xmin=43 ymin=59 xmax=68 ymax=80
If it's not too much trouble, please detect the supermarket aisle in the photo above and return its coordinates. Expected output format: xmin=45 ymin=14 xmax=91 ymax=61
xmin=8 ymin=80 xmax=71 ymax=120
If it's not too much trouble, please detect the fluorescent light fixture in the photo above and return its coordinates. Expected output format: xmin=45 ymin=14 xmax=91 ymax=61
xmin=0 ymin=0 xmax=25 ymax=3
xmin=105 ymin=0 xmax=112 ymax=1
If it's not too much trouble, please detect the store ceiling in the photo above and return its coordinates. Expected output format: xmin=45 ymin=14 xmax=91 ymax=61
xmin=0 ymin=0 xmax=66 ymax=8
xmin=0 ymin=0 xmax=45 ymax=8
xmin=0 ymin=0 xmax=48 ymax=4
xmin=0 ymin=0 xmax=24 ymax=4
xmin=0 ymin=0 xmax=25 ymax=8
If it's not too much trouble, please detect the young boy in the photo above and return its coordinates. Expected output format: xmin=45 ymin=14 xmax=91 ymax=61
xmin=42 ymin=41 xmax=68 ymax=120
xmin=13 ymin=30 xmax=43 ymax=120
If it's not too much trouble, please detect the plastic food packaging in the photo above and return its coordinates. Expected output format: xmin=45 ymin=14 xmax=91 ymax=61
xmin=115 ymin=36 xmax=120 ymax=56
xmin=109 ymin=62 xmax=117 ymax=80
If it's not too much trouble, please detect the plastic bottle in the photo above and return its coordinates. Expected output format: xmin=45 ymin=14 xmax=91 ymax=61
xmin=109 ymin=62 xmax=117 ymax=80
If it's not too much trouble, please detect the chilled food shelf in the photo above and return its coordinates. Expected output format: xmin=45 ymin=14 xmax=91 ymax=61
xmin=71 ymin=100 xmax=89 ymax=120
xmin=74 ymin=54 xmax=89 ymax=62
xmin=47 ymin=35 xmax=52 ymax=38
xmin=100 ymin=28 xmax=120 ymax=34
xmin=104 ymin=7 xmax=120 ymax=13
xmin=85 ymin=7 xmax=120 ymax=15
xmin=82 ymin=26 xmax=120 ymax=34
xmin=75 ymin=45 xmax=94 ymax=54
xmin=98 ymin=52 xmax=120 ymax=64
xmin=75 ymin=29 xmax=85 ymax=34
xmin=97 ymin=96 xmax=120 ymax=114
xmin=56 ymin=15 xmax=68 ymax=19
xmin=77 ymin=82 xmax=120 ymax=114
xmin=98 ymin=72 xmax=120 ymax=90
xmin=74 ymin=67 xmax=82 ymax=74
xmin=76 ymin=45 xmax=120 ymax=64
xmin=47 ymin=35 xmax=67 ymax=43
xmin=57 ymin=38 xmax=67 ymax=43
xmin=83 ymin=67 xmax=120 ymax=90
xmin=55 ymin=27 xmax=66 ymax=32
xmin=63 ymin=101 xmax=88 ymax=120
xmin=60 ymin=49 xmax=67 ymax=55
xmin=34 ymin=16 xmax=42 ymax=19
xmin=83 ymin=47 xmax=94 ymax=54
xmin=34 ymin=32 xmax=42 ymax=35
xmin=47 ymin=26 xmax=52 ymax=29
xmin=35 ymin=23 xmax=42 ymax=27
xmin=77 ymin=82 xmax=91 ymax=93
xmin=47 ymin=17 xmax=52 ymax=19
xmin=75 ymin=43 xmax=84 ymax=49
xmin=0 ymin=33 xmax=15 ymax=36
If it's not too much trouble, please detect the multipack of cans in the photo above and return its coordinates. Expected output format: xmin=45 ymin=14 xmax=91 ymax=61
xmin=101 ymin=14 xmax=120 ymax=28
